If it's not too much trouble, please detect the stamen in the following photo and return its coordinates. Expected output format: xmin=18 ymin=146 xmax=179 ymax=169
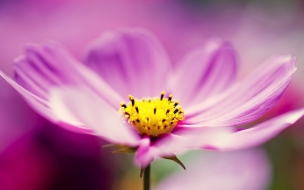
xmin=174 ymin=101 xmax=179 ymax=107
xmin=168 ymin=94 xmax=173 ymax=101
xmin=160 ymin=91 xmax=165 ymax=100
xmin=129 ymin=95 xmax=135 ymax=106
xmin=173 ymin=108 xmax=179 ymax=114
xmin=135 ymin=106 xmax=139 ymax=113
xmin=120 ymin=102 xmax=127 ymax=108
xmin=120 ymin=91 xmax=184 ymax=137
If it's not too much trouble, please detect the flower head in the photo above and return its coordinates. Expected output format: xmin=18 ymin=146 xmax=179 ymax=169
xmin=120 ymin=92 xmax=184 ymax=136
xmin=1 ymin=29 xmax=304 ymax=167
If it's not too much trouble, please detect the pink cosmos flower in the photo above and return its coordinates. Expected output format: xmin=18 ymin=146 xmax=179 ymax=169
xmin=156 ymin=149 xmax=271 ymax=190
xmin=1 ymin=29 xmax=304 ymax=167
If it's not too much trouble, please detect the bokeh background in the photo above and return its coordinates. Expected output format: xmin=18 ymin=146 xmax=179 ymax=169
xmin=0 ymin=0 xmax=304 ymax=189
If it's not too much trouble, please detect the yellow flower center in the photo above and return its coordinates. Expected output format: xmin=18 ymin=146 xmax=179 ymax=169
xmin=119 ymin=91 xmax=184 ymax=137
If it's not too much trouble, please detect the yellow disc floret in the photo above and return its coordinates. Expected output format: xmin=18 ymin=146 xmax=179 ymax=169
xmin=119 ymin=91 xmax=184 ymax=137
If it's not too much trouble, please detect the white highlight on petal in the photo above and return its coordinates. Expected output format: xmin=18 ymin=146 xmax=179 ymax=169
xmin=49 ymin=87 xmax=85 ymax=127
xmin=49 ymin=86 xmax=140 ymax=146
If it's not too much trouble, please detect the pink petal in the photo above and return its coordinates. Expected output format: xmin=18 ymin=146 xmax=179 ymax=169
xmin=156 ymin=149 xmax=271 ymax=190
xmin=137 ymin=108 xmax=304 ymax=165
xmin=49 ymin=86 xmax=140 ymax=146
xmin=0 ymin=71 xmax=55 ymax=122
xmin=0 ymin=71 xmax=93 ymax=134
xmin=13 ymin=42 xmax=78 ymax=100
xmin=84 ymin=29 xmax=171 ymax=100
xmin=5 ymin=41 xmax=122 ymax=110
xmin=208 ymin=108 xmax=304 ymax=151
xmin=135 ymin=137 xmax=153 ymax=167
xmin=184 ymin=108 xmax=304 ymax=151
xmin=185 ymin=55 xmax=296 ymax=126
xmin=167 ymin=39 xmax=237 ymax=107
xmin=135 ymin=127 xmax=229 ymax=167
xmin=65 ymin=59 xmax=123 ymax=109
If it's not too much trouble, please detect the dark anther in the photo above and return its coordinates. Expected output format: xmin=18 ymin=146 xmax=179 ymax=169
xmin=174 ymin=102 xmax=178 ymax=107
xmin=154 ymin=108 xmax=157 ymax=114
xmin=136 ymin=119 xmax=140 ymax=123
xmin=173 ymin=109 xmax=179 ymax=114
xmin=164 ymin=125 xmax=167 ymax=129
xmin=121 ymin=104 xmax=127 ymax=108
xmin=135 ymin=106 xmax=139 ymax=113
xmin=147 ymin=117 xmax=149 ymax=121
xmin=158 ymin=126 xmax=160 ymax=129
xmin=170 ymin=122 xmax=173 ymax=124
xmin=160 ymin=93 xmax=165 ymax=100
xmin=162 ymin=119 xmax=166 ymax=122
xmin=148 ymin=127 xmax=151 ymax=130
xmin=166 ymin=109 xmax=170 ymax=114
xmin=131 ymin=99 xmax=135 ymax=106
xmin=168 ymin=95 xmax=173 ymax=101
xmin=125 ymin=112 xmax=130 ymax=116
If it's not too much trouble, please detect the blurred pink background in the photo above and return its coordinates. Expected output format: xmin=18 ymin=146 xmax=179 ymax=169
xmin=0 ymin=0 xmax=304 ymax=189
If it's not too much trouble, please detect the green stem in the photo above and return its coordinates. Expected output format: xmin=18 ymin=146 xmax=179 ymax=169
xmin=143 ymin=164 xmax=151 ymax=190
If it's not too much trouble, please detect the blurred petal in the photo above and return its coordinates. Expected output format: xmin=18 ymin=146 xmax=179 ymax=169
xmin=2 ymin=41 xmax=123 ymax=123
xmin=185 ymin=55 xmax=296 ymax=126
xmin=12 ymin=41 xmax=122 ymax=107
xmin=49 ymin=86 xmax=140 ymax=146
xmin=184 ymin=108 xmax=304 ymax=151
xmin=156 ymin=149 xmax=271 ymax=190
xmin=65 ymin=58 xmax=123 ymax=109
xmin=168 ymin=39 xmax=237 ymax=107
xmin=1 ymin=72 xmax=104 ymax=134
xmin=135 ymin=137 xmax=153 ymax=167
xmin=13 ymin=42 xmax=78 ymax=100
xmin=85 ymin=29 xmax=171 ymax=100
xmin=135 ymin=127 xmax=229 ymax=166
xmin=139 ymin=108 xmax=304 ymax=163
xmin=0 ymin=71 xmax=56 ymax=122
xmin=136 ymin=127 xmax=229 ymax=165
